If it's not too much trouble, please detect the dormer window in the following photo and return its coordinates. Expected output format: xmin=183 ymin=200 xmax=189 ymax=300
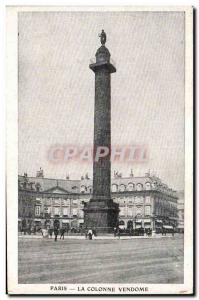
xmin=136 ymin=183 xmax=143 ymax=191
xmin=112 ymin=184 xmax=118 ymax=192
xmin=145 ymin=182 xmax=151 ymax=190
xmin=128 ymin=183 xmax=134 ymax=191
xmin=152 ymin=182 xmax=157 ymax=189
xmin=119 ymin=184 xmax=126 ymax=192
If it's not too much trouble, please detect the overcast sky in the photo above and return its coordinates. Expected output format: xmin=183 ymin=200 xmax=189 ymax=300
xmin=18 ymin=11 xmax=184 ymax=190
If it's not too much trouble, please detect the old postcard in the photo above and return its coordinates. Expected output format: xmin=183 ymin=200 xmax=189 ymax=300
xmin=6 ymin=6 xmax=193 ymax=295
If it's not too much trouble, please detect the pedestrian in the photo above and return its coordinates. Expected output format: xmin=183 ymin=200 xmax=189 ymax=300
xmin=85 ymin=228 xmax=88 ymax=239
xmin=129 ymin=227 xmax=133 ymax=236
xmin=48 ymin=227 xmax=53 ymax=238
xmin=93 ymin=228 xmax=97 ymax=237
xmin=60 ymin=227 xmax=66 ymax=240
xmin=41 ymin=227 xmax=48 ymax=238
xmin=33 ymin=225 xmax=36 ymax=235
xmin=117 ymin=227 xmax=121 ymax=239
xmin=113 ymin=227 xmax=117 ymax=237
xmin=172 ymin=227 xmax=175 ymax=237
xmin=30 ymin=225 xmax=34 ymax=235
xmin=88 ymin=229 xmax=93 ymax=240
xmin=27 ymin=225 xmax=31 ymax=235
xmin=54 ymin=226 xmax=59 ymax=242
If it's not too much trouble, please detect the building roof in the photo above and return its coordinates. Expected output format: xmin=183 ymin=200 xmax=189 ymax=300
xmin=18 ymin=175 xmax=80 ymax=193
xmin=18 ymin=173 xmax=177 ymax=198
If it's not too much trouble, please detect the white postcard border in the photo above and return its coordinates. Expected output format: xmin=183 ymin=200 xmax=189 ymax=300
xmin=6 ymin=5 xmax=193 ymax=295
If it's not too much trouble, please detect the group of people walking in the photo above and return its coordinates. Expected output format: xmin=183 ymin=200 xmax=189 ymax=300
xmin=41 ymin=226 xmax=69 ymax=241
xmin=20 ymin=223 xmax=175 ymax=241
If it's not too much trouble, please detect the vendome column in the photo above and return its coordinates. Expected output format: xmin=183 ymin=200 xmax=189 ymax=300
xmin=83 ymin=30 xmax=119 ymax=233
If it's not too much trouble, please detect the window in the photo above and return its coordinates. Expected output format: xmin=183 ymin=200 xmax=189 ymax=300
xmin=128 ymin=199 xmax=133 ymax=204
xmin=136 ymin=206 xmax=143 ymax=215
xmin=145 ymin=182 xmax=151 ymax=190
xmin=127 ymin=207 xmax=134 ymax=217
xmin=44 ymin=206 xmax=51 ymax=214
xmin=79 ymin=209 xmax=84 ymax=218
xmin=54 ymin=207 xmax=60 ymax=215
xmin=145 ymin=196 xmax=151 ymax=204
xmin=117 ymin=197 xmax=125 ymax=205
xmin=36 ymin=198 xmax=42 ymax=205
xmin=45 ymin=199 xmax=51 ymax=205
xmin=63 ymin=207 xmax=69 ymax=216
xmin=128 ymin=183 xmax=134 ymax=191
xmin=35 ymin=206 xmax=41 ymax=216
xmin=119 ymin=207 xmax=125 ymax=216
xmin=135 ymin=196 xmax=143 ymax=205
xmin=72 ymin=208 xmax=78 ymax=216
xmin=112 ymin=184 xmax=118 ymax=192
xmin=145 ymin=205 xmax=151 ymax=216
xmin=53 ymin=198 xmax=60 ymax=205
xmin=152 ymin=182 xmax=157 ymax=189
xmin=136 ymin=183 xmax=143 ymax=191
xmin=126 ymin=197 xmax=134 ymax=204
xmin=62 ymin=199 xmax=69 ymax=206
xmin=119 ymin=184 xmax=126 ymax=192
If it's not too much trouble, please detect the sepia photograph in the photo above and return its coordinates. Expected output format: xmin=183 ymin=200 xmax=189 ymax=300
xmin=6 ymin=6 xmax=193 ymax=295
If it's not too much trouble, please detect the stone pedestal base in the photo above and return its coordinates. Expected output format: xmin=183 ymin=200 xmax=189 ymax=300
xmin=83 ymin=199 xmax=119 ymax=233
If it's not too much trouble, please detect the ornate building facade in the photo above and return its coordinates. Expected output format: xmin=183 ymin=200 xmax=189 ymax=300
xmin=18 ymin=170 xmax=178 ymax=232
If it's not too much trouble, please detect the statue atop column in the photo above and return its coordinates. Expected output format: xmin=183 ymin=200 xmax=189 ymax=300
xmin=99 ymin=29 xmax=106 ymax=45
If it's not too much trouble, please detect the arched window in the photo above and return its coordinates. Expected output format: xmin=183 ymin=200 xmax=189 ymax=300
xmin=127 ymin=220 xmax=133 ymax=228
xmin=127 ymin=183 xmax=134 ymax=191
xmin=119 ymin=220 xmax=125 ymax=225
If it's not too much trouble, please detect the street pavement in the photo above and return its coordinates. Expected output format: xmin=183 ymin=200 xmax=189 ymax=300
xmin=18 ymin=236 xmax=184 ymax=284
